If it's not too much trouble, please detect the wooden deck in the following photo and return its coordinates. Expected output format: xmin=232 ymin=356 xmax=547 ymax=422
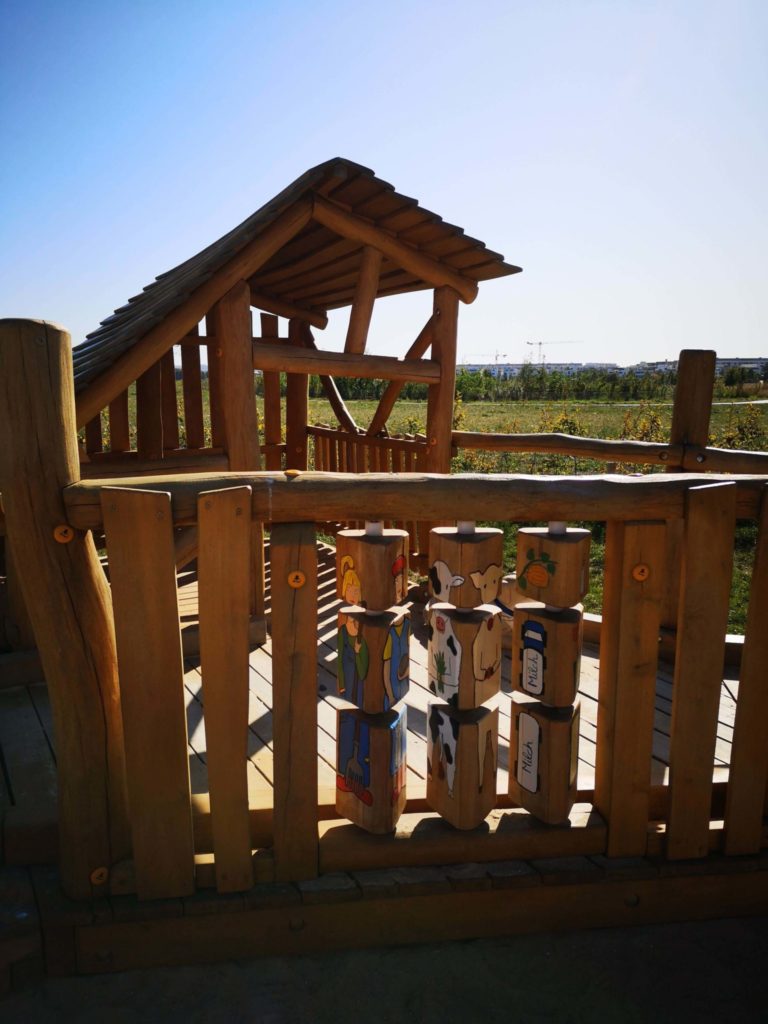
xmin=0 ymin=541 xmax=739 ymax=860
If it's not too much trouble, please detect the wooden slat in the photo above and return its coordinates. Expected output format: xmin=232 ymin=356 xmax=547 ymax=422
xmin=181 ymin=330 xmax=205 ymax=449
xmin=594 ymin=521 xmax=665 ymax=856
xmin=285 ymin=320 xmax=309 ymax=470
xmin=108 ymin=391 xmax=131 ymax=452
xmin=724 ymin=484 xmax=768 ymax=853
xmin=85 ymin=414 xmax=103 ymax=455
xmin=102 ymin=487 xmax=195 ymax=899
xmin=269 ymin=522 xmax=318 ymax=880
xmin=205 ymin=317 xmax=226 ymax=449
xmin=135 ymin=360 xmax=163 ymax=461
xmin=197 ymin=486 xmax=253 ymax=891
xmin=260 ymin=314 xmax=283 ymax=471
xmin=160 ymin=349 xmax=180 ymax=451
xmin=667 ymin=482 xmax=736 ymax=859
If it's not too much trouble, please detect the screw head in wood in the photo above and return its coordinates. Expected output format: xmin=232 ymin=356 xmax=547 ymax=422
xmin=53 ymin=525 xmax=74 ymax=543
xmin=284 ymin=469 xmax=301 ymax=478
xmin=288 ymin=570 xmax=306 ymax=588
xmin=632 ymin=563 xmax=650 ymax=582
xmin=90 ymin=866 xmax=109 ymax=885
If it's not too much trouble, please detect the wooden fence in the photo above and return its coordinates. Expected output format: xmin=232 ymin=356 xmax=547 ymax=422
xmin=63 ymin=470 xmax=768 ymax=899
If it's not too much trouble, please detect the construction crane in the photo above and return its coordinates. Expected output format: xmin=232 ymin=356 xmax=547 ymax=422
xmin=525 ymin=340 xmax=582 ymax=366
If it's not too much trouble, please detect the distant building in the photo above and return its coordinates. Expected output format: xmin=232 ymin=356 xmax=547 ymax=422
xmin=458 ymin=356 xmax=766 ymax=378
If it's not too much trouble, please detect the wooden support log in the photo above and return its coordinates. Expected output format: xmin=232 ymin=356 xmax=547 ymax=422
xmin=344 ymin=246 xmax=381 ymax=354
xmin=285 ymin=320 xmax=309 ymax=470
xmin=667 ymin=482 xmax=735 ymax=860
xmin=269 ymin=522 xmax=318 ymax=880
xmin=724 ymin=483 xmax=768 ymax=854
xmin=84 ymin=414 xmax=103 ymax=455
xmin=312 ymin=196 xmax=479 ymax=304
xmin=259 ymin=314 xmax=283 ymax=471
xmin=63 ymin=472 xmax=768 ymax=533
xmin=249 ymin=288 xmax=328 ymax=330
xmin=366 ymin=316 xmax=435 ymax=436
xmin=0 ymin=319 xmax=129 ymax=900
xmin=593 ymin=521 xmax=665 ymax=856
xmin=75 ymin=199 xmax=313 ymax=426
xmin=252 ymin=340 xmax=441 ymax=384
xmin=205 ymin=317 xmax=226 ymax=449
xmin=3 ymin=544 xmax=36 ymax=651
xmin=425 ymin=287 xmax=459 ymax=474
xmin=160 ymin=350 xmax=180 ymax=451
xmin=298 ymin=327 xmax=359 ymax=434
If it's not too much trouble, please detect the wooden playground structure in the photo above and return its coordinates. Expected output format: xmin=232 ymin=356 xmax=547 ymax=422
xmin=1 ymin=159 xmax=768 ymax=983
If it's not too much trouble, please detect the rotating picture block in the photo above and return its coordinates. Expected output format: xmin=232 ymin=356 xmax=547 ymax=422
xmin=515 ymin=527 xmax=590 ymax=607
xmin=336 ymin=707 xmax=407 ymax=834
xmin=427 ymin=603 xmax=502 ymax=709
xmin=512 ymin=602 xmax=583 ymax=707
xmin=509 ymin=694 xmax=580 ymax=825
xmin=426 ymin=703 xmax=498 ymax=830
xmin=336 ymin=528 xmax=409 ymax=610
xmin=337 ymin=607 xmax=410 ymax=713
xmin=428 ymin=527 xmax=504 ymax=609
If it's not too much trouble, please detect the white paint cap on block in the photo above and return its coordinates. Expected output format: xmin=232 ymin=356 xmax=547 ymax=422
xmin=548 ymin=521 xmax=567 ymax=536
xmin=365 ymin=520 xmax=384 ymax=536
xmin=457 ymin=520 xmax=476 ymax=535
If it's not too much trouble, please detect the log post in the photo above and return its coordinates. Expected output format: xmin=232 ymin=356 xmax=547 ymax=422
xmin=0 ymin=319 xmax=129 ymax=899
xmin=661 ymin=350 xmax=717 ymax=631
xmin=425 ymin=287 xmax=459 ymax=474
xmin=209 ymin=282 xmax=265 ymax=618
xmin=285 ymin=318 xmax=309 ymax=470
xmin=260 ymin=313 xmax=283 ymax=471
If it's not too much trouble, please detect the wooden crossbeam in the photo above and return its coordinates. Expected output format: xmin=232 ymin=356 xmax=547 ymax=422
xmin=249 ymin=288 xmax=328 ymax=330
xmin=252 ymin=340 xmax=440 ymax=384
xmin=367 ymin=316 xmax=434 ymax=435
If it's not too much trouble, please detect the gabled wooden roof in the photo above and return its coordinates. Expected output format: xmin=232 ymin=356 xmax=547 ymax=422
xmin=72 ymin=158 xmax=521 ymax=395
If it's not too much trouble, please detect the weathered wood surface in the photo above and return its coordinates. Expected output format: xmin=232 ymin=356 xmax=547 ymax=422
xmin=259 ymin=314 xmax=283 ymax=471
xmin=181 ymin=328 xmax=205 ymax=449
xmin=0 ymin=319 xmax=129 ymax=900
xmin=252 ymin=339 xmax=441 ymax=384
xmin=453 ymin=431 xmax=681 ymax=466
xmin=197 ymin=487 xmax=253 ymax=892
xmin=344 ymin=245 xmax=381 ymax=354
xmin=102 ymin=487 xmax=195 ymax=899
xmin=367 ymin=316 xmax=434 ymax=436
xmin=425 ymin=287 xmax=459 ymax=474
xmin=63 ymin=472 xmax=768 ymax=531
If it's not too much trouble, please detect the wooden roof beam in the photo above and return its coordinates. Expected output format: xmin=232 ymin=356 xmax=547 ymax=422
xmin=344 ymin=246 xmax=381 ymax=354
xmin=252 ymin=340 xmax=440 ymax=384
xmin=75 ymin=199 xmax=313 ymax=427
xmin=249 ymin=289 xmax=328 ymax=330
xmin=312 ymin=196 xmax=478 ymax=304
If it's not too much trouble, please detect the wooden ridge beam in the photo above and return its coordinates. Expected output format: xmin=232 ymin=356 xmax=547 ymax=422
xmin=75 ymin=199 xmax=313 ymax=426
xmin=367 ymin=316 xmax=434 ymax=436
xmin=312 ymin=195 xmax=479 ymax=304
xmin=248 ymin=288 xmax=328 ymax=330
xmin=63 ymin=472 xmax=768 ymax=532
xmin=252 ymin=340 xmax=441 ymax=384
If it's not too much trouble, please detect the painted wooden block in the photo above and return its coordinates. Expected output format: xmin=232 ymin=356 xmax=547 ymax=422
xmin=336 ymin=707 xmax=407 ymax=834
xmin=426 ymin=703 xmax=498 ymax=830
xmin=509 ymin=695 xmax=580 ymax=825
xmin=427 ymin=603 xmax=502 ymax=709
xmin=496 ymin=573 xmax=522 ymax=651
xmin=428 ymin=527 xmax=504 ymax=609
xmin=511 ymin=602 xmax=583 ymax=707
xmin=515 ymin=527 xmax=590 ymax=607
xmin=337 ymin=606 xmax=410 ymax=713
xmin=336 ymin=529 xmax=409 ymax=610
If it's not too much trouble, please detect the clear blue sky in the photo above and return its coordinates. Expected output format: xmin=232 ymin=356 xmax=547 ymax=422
xmin=1 ymin=0 xmax=766 ymax=366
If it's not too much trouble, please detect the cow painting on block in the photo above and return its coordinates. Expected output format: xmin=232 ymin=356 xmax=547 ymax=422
xmin=426 ymin=703 xmax=497 ymax=829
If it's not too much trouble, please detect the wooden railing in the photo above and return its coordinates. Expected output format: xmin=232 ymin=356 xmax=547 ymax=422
xmin=62 ymin=470 xmax=768 ymax=900
xmin=309 ymin=424 xmax=431 ymax=557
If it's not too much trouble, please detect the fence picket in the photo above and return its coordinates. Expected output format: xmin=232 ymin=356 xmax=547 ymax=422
xmin=102 ymin=487 xmax=194 ymax=898
xmin=198 ymin=486 xmax=254 ymax=891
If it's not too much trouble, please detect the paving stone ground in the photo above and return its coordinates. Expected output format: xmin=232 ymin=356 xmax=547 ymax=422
xmin=3 ymin=917 xmax=767 ymax=1024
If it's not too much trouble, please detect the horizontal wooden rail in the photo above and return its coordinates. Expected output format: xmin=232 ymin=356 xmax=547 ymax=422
xmin=64 ymin=471 xmax=768 ymax=531
xmin=252 ymin=341 xmax=440 ymax=383
xmin=307 ymin=424 xmax=428 ymax=453
xmin=683 ymin=445 xmax=768 ymax=474
xmin=452 ymin=431 xmax=681 ymax=466
xmin=81 ymin=452 xmax=229 ymax=478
